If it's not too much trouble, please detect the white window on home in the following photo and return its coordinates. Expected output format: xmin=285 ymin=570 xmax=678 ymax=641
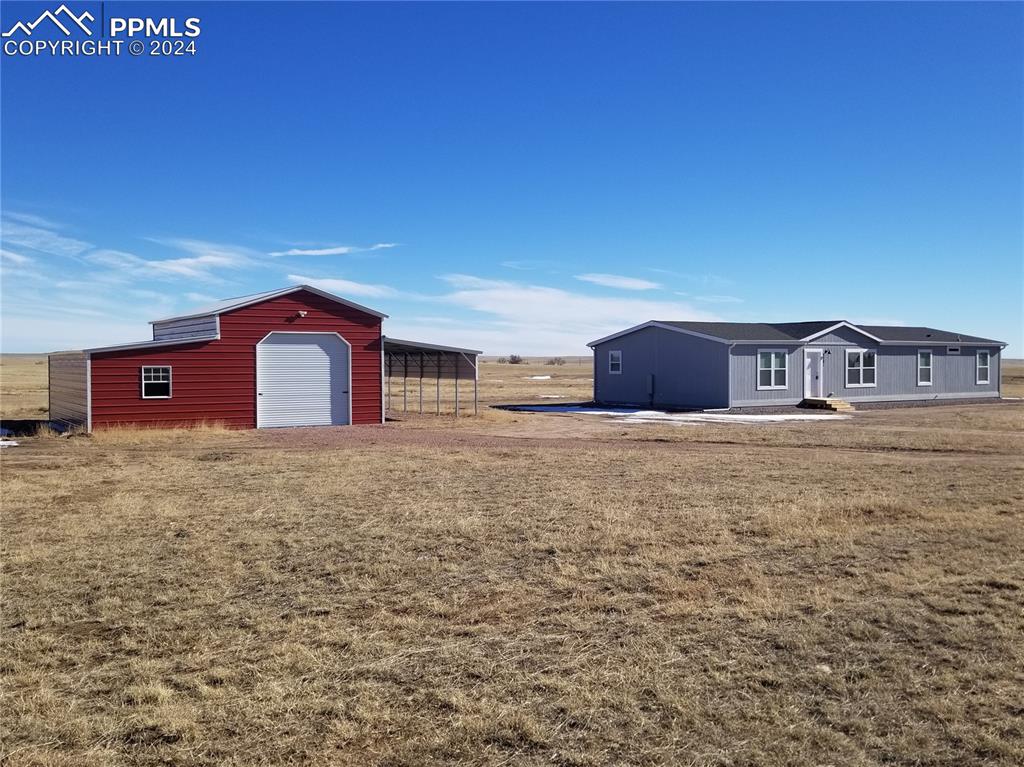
xmin=846 ymin=349 xmax=877 ymax=387
xmin=757 ymin=350 xmax=787 ymax=390
xmin=141 ymin=366 xmax=172 ymax=398
xmin=917 ymin=350 xmax=932 ymax=386
xmin=608 ymin=350 xmax=622 ymax=374
xmin=946 ymin=346 xmax=960 ymax=355
xmin=976 ymin=351 xmax=990 ymax=385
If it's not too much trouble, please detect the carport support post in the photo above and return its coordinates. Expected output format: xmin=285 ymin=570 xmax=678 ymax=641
xmin=473 ymin=359 xmax=478 ymax=416
xmin=403 ymin=352 xmax=408 ymax=412
xmin=419 ymin=352 xmax=424 ymax=414
xmin=436 ymin=352 xmax=441 ymax=415
xmin=385 ymin=354 xmax=391 ymax=413
xmin=455 ymin=367 xmax=460 ymax=417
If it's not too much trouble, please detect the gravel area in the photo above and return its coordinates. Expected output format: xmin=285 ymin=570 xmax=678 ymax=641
xmin=502 ymin=398 xmax=1013 ymax=416
xmin=715 ymin=398 xmax=1011 ymax=414
xmin=849 ymin=397 xmax=1009 ymax=410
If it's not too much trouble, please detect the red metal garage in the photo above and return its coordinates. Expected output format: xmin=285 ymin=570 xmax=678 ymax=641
xmin=49 ymin=285 xmax=388 ymax=429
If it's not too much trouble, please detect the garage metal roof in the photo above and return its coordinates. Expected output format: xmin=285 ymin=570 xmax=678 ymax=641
xmin=150 ymin=284 xmax=388 ymax=323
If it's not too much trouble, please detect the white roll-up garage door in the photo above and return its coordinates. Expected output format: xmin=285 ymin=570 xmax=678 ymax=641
xmin=256 ymin=332 xmax=350 ymax=427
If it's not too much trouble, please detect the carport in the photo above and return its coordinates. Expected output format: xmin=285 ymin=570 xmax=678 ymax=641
xmin=383 ymin=337 xmax=482 ymax=416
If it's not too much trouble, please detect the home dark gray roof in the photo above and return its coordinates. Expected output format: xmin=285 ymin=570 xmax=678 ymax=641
xmin=655 ymin=321 xmax=1005 ymax=345
xmin=858 ymin=326 xmax=1002 ymax=344
xmin=658 ymin=320 xmax=840 ymax=342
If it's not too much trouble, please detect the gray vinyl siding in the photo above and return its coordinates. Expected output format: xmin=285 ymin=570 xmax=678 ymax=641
xmin=593 ymin=327 xmax=729 ymax=409
xmin=729 ymin=345 xmax=803 ymax=406
xmin=48 ymin=352 xmax=89 ymax=427
xmin=152 ymin=315 xmax=218 ymax=342
xmin=593 ymin=327 xmax=658 ymax=405
xmin=655 ymin=330 xmax=730 ymax=408
xmin=826 ymin=345 xmax=1000 ymax=401
xmin=730 ymin=343 xmax=1001 ymax=405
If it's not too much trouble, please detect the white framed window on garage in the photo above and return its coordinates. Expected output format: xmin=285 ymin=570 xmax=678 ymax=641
xmin=976 ymin=350 xmax=990 ymax=385
xmin=846 ymin=348 xmax=877 ymax=387
xmin=608 ymin=350 xmax=622 ymax=374
xmin=141 ymin=366 xmax=172 ymax=398
xmin=917 ymin=349 xmax=932 ymax=386
xmin=757 ymin=349 xmax=787 ymax=390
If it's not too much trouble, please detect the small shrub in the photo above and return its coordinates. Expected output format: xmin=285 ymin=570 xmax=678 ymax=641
xmin=497 ymin=357 xmax=508 ymax=364
xmin=507 ymin=354 xmax=525 ymax=365
xmin=546 ymin=357 xmax=566 ymax=366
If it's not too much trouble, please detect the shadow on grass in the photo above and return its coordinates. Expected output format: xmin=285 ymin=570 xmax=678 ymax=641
xmin=0 ymin=419 xmax=62 ymax=437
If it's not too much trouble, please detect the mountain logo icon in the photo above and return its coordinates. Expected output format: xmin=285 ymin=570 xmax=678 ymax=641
xmin=2 ymin=4 xmax=94 ymax=37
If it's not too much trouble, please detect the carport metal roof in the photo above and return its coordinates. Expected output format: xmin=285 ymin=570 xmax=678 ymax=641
xmin=382 ymin=337 xmax=482 ymax=416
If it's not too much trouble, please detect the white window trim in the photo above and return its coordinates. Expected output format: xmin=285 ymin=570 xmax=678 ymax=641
xmin=917 ymin=349 xmax=932 ymax=387
xmin=141 ymin=365 xmax=172 ymax=399
xmin=845 ymin=348 xmax=878 ymax=388
xmin=976 ymin=350 xmax=990 ymax=385
xmin=608 ymin=350 xmax=622 ymax=375
xmin=756 ymin=348 xmax=788 ymax=390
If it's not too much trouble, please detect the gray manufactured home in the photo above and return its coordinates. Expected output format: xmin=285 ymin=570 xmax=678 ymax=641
xmin=588 ymin=321 xmax=1006 ymax=410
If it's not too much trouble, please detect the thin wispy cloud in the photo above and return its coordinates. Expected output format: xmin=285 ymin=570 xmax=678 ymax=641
xmin=2 ymin=211 xmax=62 ymax=229
xmin=0 ymin=248 xmax=32 ymax=265
xmin=2 ymin=308 xmax=152 ymax=352
xmin=0 ymin=215 xmax=403 ymax=350
xmin=3 ymin=278 xmax=178 ymax=351
xmin=287 ymin=274 xmax=397 ymax=298
xmin=0 ymin=215 xmax=91 ymax=259
xmin=185 ymin=292 xmax=218 ymax=304
xmin=440 ymin=274 xmax=508 ymax=290
xmin=272 ymin=246 xmax=357 ymax=256
xmin=270 ymin=242 xmax=399 ymax=257
xmin=0 ymin=263 xmax=46 ymax=281
xmin=88 ymin=240 xmax=256 ymax=283
xmin=575 ymin=273 xmax=661 ymax=291
xmin=419 ymin=273 xmax=718 ymax=355
xmin=151 ymin=237 xmax=260 ymax=263
xmin=648 ymin=268 xmax=734 ymax=289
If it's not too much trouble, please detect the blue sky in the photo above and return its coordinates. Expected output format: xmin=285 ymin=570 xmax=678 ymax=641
xmin=2 ymin=1 xmax=1021 ymax=355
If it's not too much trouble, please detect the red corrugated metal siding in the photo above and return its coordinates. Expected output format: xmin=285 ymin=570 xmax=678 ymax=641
xmin=90 ymin=290 xmax=383 ymax=428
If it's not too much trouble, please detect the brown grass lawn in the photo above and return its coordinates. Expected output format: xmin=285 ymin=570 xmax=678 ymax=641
xmin=2 ymin=355 xmax=1024 ymax=766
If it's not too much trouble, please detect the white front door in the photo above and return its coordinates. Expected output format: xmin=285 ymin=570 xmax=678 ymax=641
xmin=256 ymin=332 xmax=351 ymax=427
xmin=804 ymin=349 xmax=824 ymax=399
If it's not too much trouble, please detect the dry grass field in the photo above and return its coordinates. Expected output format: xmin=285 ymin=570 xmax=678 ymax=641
xmin=2 ymin=354 xmax=1023 ymax=766
xmin=1002 ymin=358 xmax=1024 ymax=398
xmin=0 ymin=355 xmax=49 ymax=421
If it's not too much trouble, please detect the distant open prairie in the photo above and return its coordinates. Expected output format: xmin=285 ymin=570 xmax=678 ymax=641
xmin=2 ymin=353 xmax=1023 ymax=765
